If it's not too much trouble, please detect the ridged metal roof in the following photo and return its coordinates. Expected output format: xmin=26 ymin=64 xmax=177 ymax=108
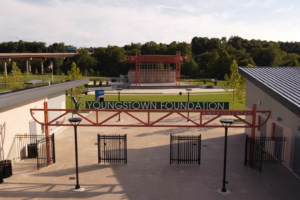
xmin=239 ymin=67 xmax=300 ymax=117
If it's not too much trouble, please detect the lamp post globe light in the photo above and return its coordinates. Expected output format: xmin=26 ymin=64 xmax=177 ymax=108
xmin=116 ymin=88 xmax=122 ymax=122
xmin=68 ymin=117 xmax=84 ymax=192
xmin=186 ymin=88 xmax=192 ymax=122
xmin=218 ymin=119 xmax=234 ymax=194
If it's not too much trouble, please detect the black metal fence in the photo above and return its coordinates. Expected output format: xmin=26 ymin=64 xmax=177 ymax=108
xmin=37 ymin=134 xmax=56 ymax=170
xmin=170 ymin=134 xmax=201 ymax=165
xmin=244 ymin=135 xmax=286 ymax=172
xmin=15 ymin=134 xmax=46 ymax=162
xmin=98 ymin=134 xmax=127 ymax=164
xmin=14 ymin=134 xmax=55 ymax=170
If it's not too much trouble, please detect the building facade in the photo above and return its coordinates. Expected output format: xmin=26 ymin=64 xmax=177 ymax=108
xmin=239 ymin=67 xmax=300 ymax=177
xmin=0 ymin=78 xmax=89 ymax=162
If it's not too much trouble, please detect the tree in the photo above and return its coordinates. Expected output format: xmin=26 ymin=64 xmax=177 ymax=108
xmin=53 ymin=57 xmax=64 ymax=74
xmin=67 ymin=62 xmax=84 ymax=98
xmin=90 ymin=68 xmax=94 ymax=76
xmin=35 ymin=67 xmax=39 ymax=75
xmin=93 ymin=46 xmax=128 ymax=76
xmin=207 ymin=51 xmax=219 ymax=77
xmin=239 ymin=58 xmax=256 ymax=66
xmin=141 ymin=41 xmax=159 ymax=54
xmin=223 ymin=60 xmax=248 ymax=109
xmin=215 ymin=50 xmax=232 ymax=79
xmin=7 ymin=62 xmax=25 ymax=90
xmin=74 ymin=48 xmax=97 ymax=72
xmin=181 ymin=59 xmax=198 ymax=78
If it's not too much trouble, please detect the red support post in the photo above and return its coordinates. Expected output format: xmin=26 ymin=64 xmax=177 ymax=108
xmin=251 ymin=103 xmax=257 ymax=139
xmin=135 ymin=51 xmax=138 ymax=86
xmin=138 ymin=51 xmax=141 ymax=86
xmin=44 ymin=101 xmax=51 ymax=166
xmin=96 ymin=110 xmax=99 ymax=124
xmin=200 ymin=112 xmax=202 ymax=125
xmin=178 ymin=61 xmax=181 ymax=85
xmin=175 ymin=62 xmax=178 ymax=85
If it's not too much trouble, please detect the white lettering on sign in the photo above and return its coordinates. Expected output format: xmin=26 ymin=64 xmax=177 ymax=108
xmin=87 ymin=101 xmax=93 ymax=109
xmin=195 ymin=102 xmax=202 ymax=109
xmin=141 ymin=102 xmax=150 ymax=109
xmin=166 ymin=102 xmax=173 ymax=109
xmin=132 ymin=102 xmax=140 ymax=109
xmin=85 ymin=101 xmax=231 ymax=110
xmin=209 ymin=102 xmax=217 ymax=110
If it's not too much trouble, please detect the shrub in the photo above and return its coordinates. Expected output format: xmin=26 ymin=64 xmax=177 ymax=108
xmin=99 ymin=79 xmax=102 ymax=86
xmin=214 ymin=81 xmax=217 ymax=86
xmin=203 ymin=79 xmax=206 ymax=84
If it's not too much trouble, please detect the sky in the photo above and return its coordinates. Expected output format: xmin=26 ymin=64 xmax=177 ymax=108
xmin=0 ymin=0 xmax=299 ymax=47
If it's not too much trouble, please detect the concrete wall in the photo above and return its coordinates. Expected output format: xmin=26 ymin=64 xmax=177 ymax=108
xmin=0 ymin=92 xmax=66 ymax=162
xmin=0 ymin=97 xmax=46 ymax=161
xmin=245 ymin=80 xmax=300 ymax=171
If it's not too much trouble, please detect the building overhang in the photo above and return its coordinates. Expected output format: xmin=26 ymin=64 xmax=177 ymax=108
xmin=0 ymin=78 xmax=89 ymax=109
xmin=238 ymin=67 xmax=300 ymax=118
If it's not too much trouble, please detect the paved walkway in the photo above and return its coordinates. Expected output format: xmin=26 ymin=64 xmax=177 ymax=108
xmin=1 ymin=112 xmax=300 ymax=199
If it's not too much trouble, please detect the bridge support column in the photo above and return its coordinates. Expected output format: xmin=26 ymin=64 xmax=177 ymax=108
xmin=11 ymin=61 xmax=14 ymax=69
xmin=26 ymin=60 xmax=29 ymax=73
xmin=41 ymin=61 xmax=44 ymax=75
xmin=29 ymin=61 xmax=31 ymax=73
xmin=4 ymin=62 xmax=7 ymax=76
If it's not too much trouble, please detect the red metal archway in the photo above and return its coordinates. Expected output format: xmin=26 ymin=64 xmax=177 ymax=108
xmin=30 ymin=103 xmax=269 ymax=168
xmin=125 ymin=51 xmax=191 ymax=85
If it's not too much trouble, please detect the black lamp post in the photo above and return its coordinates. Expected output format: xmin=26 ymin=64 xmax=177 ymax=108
xmin=68 ymin=117 xmax=83 ymax=191
xmin=219 ymin=119 xmax=233 ymax=194
xmin=116 ymin=88 xmax=122 ymax=122
xmin=186 ymin=89 xmax=192 ymax=122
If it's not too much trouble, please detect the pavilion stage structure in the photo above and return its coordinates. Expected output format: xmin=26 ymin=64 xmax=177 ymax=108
xmin=125 ymin=51 xmax=191 ymax=86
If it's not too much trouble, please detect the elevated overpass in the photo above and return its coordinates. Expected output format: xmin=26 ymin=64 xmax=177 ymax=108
xmin=0 ymin=52 xmax=92 ymax=75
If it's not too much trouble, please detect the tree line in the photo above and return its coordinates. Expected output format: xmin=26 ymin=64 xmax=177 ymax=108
xmin=1 ymin=36 xmax=300 ymax=79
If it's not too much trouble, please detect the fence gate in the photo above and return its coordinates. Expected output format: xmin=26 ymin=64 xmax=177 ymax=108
xmin=98 ymin=134 xmax=127 ymax=164
xmin=37 ymin=134 xmax=56 ymax=170
xmin=15 ymin=134 xmax=46 ymax=163
xmin=170 ymin=134 xmax=201 ymax=165
xmin=244 ymin=135 xmax=286 ymax=172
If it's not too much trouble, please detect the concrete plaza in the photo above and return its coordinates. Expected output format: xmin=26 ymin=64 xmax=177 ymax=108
xmin=1 ymin=111 xmax=300 ymax=200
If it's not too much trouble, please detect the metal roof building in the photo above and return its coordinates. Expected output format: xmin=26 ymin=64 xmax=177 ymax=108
xmin=0 ymin=78 xmax=89 ymax=162
xmin=239 ymin=67 xmax=300 ymax=177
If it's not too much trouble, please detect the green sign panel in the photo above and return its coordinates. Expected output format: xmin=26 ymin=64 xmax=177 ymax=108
xmin=86 ymin=101 xmax=229 ymax=110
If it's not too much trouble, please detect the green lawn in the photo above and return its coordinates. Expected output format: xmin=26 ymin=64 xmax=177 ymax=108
xmin=66 ymin=94 xmax=245 ymax=110
xmin=182 ymin=79 xmax=225 ymax=87
xmin=88 ymin=76 xmax=108 ymax=81
xmin=0 ymin=88 xmax=11 ymax=93
xmin=0 ymin=75 xmax=110 ymax=83
xmin=85 ymin=85 xmax=111 ymax=88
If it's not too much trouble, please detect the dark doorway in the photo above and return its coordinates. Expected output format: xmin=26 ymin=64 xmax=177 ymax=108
xmin=293 ymin=136 xmax=300 ymax=177
xmin=274 ymin=125 xmax=283 ymax=162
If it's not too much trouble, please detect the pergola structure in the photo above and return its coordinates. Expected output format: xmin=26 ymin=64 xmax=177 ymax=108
xmin=125 ymin=51 xmax=191 ymax=85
